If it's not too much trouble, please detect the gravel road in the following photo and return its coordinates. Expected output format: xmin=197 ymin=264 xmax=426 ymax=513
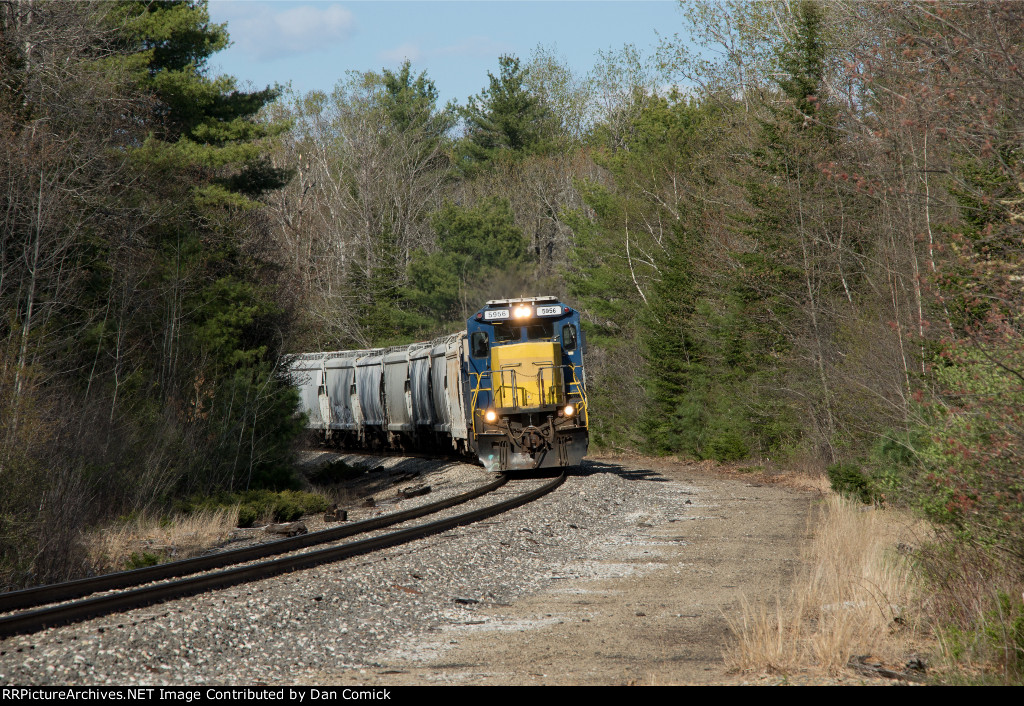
xmin=0 ymin=454 xmax=815 ymax=686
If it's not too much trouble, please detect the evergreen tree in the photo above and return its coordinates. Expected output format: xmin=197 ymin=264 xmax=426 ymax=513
xmin=639 ymin=222 xmax=712 ymax=456
xmin=731 ymin=0 xmax=842 ymax=459
xmin=566 ymin=93 xmax=725 ymax=450
xmin=347 ymin=226 xmax=411 ymax=347
xmin=405 ymin=198 xmax=531 ymax=331
xmin=110 ymin=1 xmax=289 ymax=205
xmin=379 ymin=60 xmax=455 ymax=143
xmin=0 ymin=0 xmax=302 ymax=587
xmin=460 ymin=54 xmax=555 ymax=165
xmin=103 ymin=0 xmax=300 ymax=492
xmin=276 ymin=62 xmax=455 ymax=350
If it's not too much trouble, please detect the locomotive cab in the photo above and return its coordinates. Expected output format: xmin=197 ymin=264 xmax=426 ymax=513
xmin=467 ymin=296 xmax=589 ymax=472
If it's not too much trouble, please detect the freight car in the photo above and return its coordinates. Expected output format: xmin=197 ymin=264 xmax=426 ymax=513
xmin=290 ymin=296 xmax=589 ymax=472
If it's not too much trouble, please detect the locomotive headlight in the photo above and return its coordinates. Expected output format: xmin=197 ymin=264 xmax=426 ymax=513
xmin=564 ymin=404 xmax=575 ymax=417
xmin=485 ymin=409 xmax=498 ymax=423
xmin=514 ymin=305 xmax=532 ymax=319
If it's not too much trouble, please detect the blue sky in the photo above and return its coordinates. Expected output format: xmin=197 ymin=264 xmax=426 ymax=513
xmin=206 ymin=1 xmax=686 ymax=105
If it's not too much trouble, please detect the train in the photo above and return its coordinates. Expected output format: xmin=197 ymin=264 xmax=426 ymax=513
xmin=290 ymin=296 xmax=589 ymax=473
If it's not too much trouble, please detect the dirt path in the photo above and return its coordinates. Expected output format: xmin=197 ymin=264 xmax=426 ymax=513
xmin=318 ymin=456 xmax=819 ymax=686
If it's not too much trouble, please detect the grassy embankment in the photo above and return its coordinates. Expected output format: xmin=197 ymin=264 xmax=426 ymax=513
xmin=82 ymin=459 xmax=366 ymax=573
xmin=726 ymin=477 xmax=1023 ymax=685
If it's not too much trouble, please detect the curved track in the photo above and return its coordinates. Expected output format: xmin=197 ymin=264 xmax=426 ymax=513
xmin=0 ymin=472 xmax=507 ymax=615
xmin=0 ymin=470 xmax=565 ymax=638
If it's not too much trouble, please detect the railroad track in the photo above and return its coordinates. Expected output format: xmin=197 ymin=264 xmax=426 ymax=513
xmin=0 ymin=470 xmax=565 ymax=638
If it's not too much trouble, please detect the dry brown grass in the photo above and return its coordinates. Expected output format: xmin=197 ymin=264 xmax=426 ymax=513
xmin=918 ymin=539 xmax=1024 ymax=683
xmin=725 ymin=493 xmax=932 ymax=677
xmin=84 ymin=506 xmax=239 ymax=573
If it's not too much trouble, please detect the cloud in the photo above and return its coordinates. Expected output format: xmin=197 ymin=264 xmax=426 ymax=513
xmin=377 ymin=35 xmax=510 ymax=67
xmin=379 ymin=42 xmax=423 ymax=65
xmin=433 ymin=36 xmax=512 ymax=60
xmin=226 ymin=3 xmax=356 ymax=61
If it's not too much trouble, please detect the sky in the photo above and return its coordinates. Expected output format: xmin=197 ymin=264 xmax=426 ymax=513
xmin=206 ymin=0 xmax=687 ymax=105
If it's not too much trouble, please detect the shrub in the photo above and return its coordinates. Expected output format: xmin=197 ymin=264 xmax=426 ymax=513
xmin=308 ymin=459 xmax=362 ymax=485
xmin=179 ymin=489 xmax=328 ymax=528
xmin=706 ymin=429 xmax=749 ymax=462
xmin=126 ymin=551 xmax=163 ymax=569
xmin=922 ymin=539 xmax=1024 ymax=684
xmin=826 ymin=461 xmax=875 ymax=504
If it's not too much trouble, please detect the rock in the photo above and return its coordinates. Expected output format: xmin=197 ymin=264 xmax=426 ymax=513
xmin=323 ymin=505 xmax=348 ymax=522
xmin=265 ymin=522 xmax=308 ymax=537
xmin=399 ymin=485 xmax=431 ymax=499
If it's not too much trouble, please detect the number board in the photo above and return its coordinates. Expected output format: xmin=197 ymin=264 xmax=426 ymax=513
xmin=483 ymin=309 xmax=510 ymax=321
xmin=535 ymin=305 xmax=562 ymax=317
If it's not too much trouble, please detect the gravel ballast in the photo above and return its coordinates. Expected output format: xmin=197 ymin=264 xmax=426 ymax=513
xmin=0 ymin=455 xmax=813 ymax=685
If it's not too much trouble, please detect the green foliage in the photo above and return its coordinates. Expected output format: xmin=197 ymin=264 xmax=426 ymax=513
xmin=524 ymin=44 xmax=591 ymax=143
xmin=989 ymin=593 xmax=1024 ymax=675
xmin=242 ymin=490 xmax=329 ymax=528
xmin=460 ymin=54 xmax=557 ymax=165
xmin=0 ymin=0 xmax=311 ymax=589
xmin=404 ymin=197 xmax=531 ymax=332
xmin=862 ymin=430 xmax=922 ymax=503
xmin=941 ymin=149 xmax=1023 ymax=334
xmin=378 ymin=60 xmax=456 ymax=143
xmin=432 ymin=197 xmax=527 ymax=264
xmin=904 ymin=349 xmax=1024 ymax=558
xmin=713 ymin=0 xmax=846 ymax=463
xmin=567 ymin=95 xmax=731 ymax=453
xmin=345 ymin=227 xmax=415 ymax=347
xmin=6 ymin=3 xmax=1024 ymax=645
xmin=641 ymin=223 xmax=703 ymax=455
xmin=126 ymin=551 xmax=164 ymax=570
xmin=706 ymin=429 xmax=751 ymax=463
xmin=107 ymin=2 xmax=290 ymax=206
xmin=826 ymin=427 xmax=925 ymax=505
xmin=178 ymin=489 xmax=329 ymax=529
xmin=275 ymin=60 xmax=455 ymax=349
xmin=189 ymin=278 xmax=273 ymax=369
xmin=114 ymin=2 xmax=301 ymax=493
xmin=827 ymin=461 xmax=875 ymax=504
xmin=572 ymin=86 xmax=811 ymax=462
xmin=562 ymin=183 xmax=646 ymax=338
xmin=774 ymin=1 xmax=828 ymax=119
xmin=190 ymin=363 xmax=306 ymax=494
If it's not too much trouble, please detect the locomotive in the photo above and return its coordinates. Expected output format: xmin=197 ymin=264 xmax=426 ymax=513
xmin=290 ymin=296 xmax=589 ymax=472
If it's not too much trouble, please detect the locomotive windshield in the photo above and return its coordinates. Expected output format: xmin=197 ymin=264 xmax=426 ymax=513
xmin=492 ymin=320 xmax=555 ymax=343
xmin=493 ymin=323 xmax=521 ymax=343
xmin=525 ymin=320 xmax=554 ymax=339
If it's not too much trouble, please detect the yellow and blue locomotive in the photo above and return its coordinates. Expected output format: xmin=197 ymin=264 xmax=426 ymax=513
xmin=290 ymin=296 xmax=589 ymax=472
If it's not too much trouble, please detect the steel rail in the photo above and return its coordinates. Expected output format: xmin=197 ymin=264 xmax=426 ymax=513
xmin=0 ymin=471 xmax=564 ymax=638
xmin=0 ymin=474 xmax=507 ymax=614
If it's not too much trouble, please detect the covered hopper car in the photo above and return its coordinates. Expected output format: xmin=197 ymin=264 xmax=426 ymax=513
xmin=290 ymin=296 xmax=589 ymax=472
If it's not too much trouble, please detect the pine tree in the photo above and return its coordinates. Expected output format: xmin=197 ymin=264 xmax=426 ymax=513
xmin=565 ymin=93 xmax=725 ymax=450
xmin=379 ymin=60 xmax=455 ymax=141
xmin=405 ymin=198 xmax=530 ymax=332
xmin=640 ymin=223 xmax=710 ymax=456
xmin=104 ymin=1 xmax=300 ymax=491
xmin=460 ymin=55 xmax=555 ymax=164
xmin=731 ymin=0 xmax=840 ymax=459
